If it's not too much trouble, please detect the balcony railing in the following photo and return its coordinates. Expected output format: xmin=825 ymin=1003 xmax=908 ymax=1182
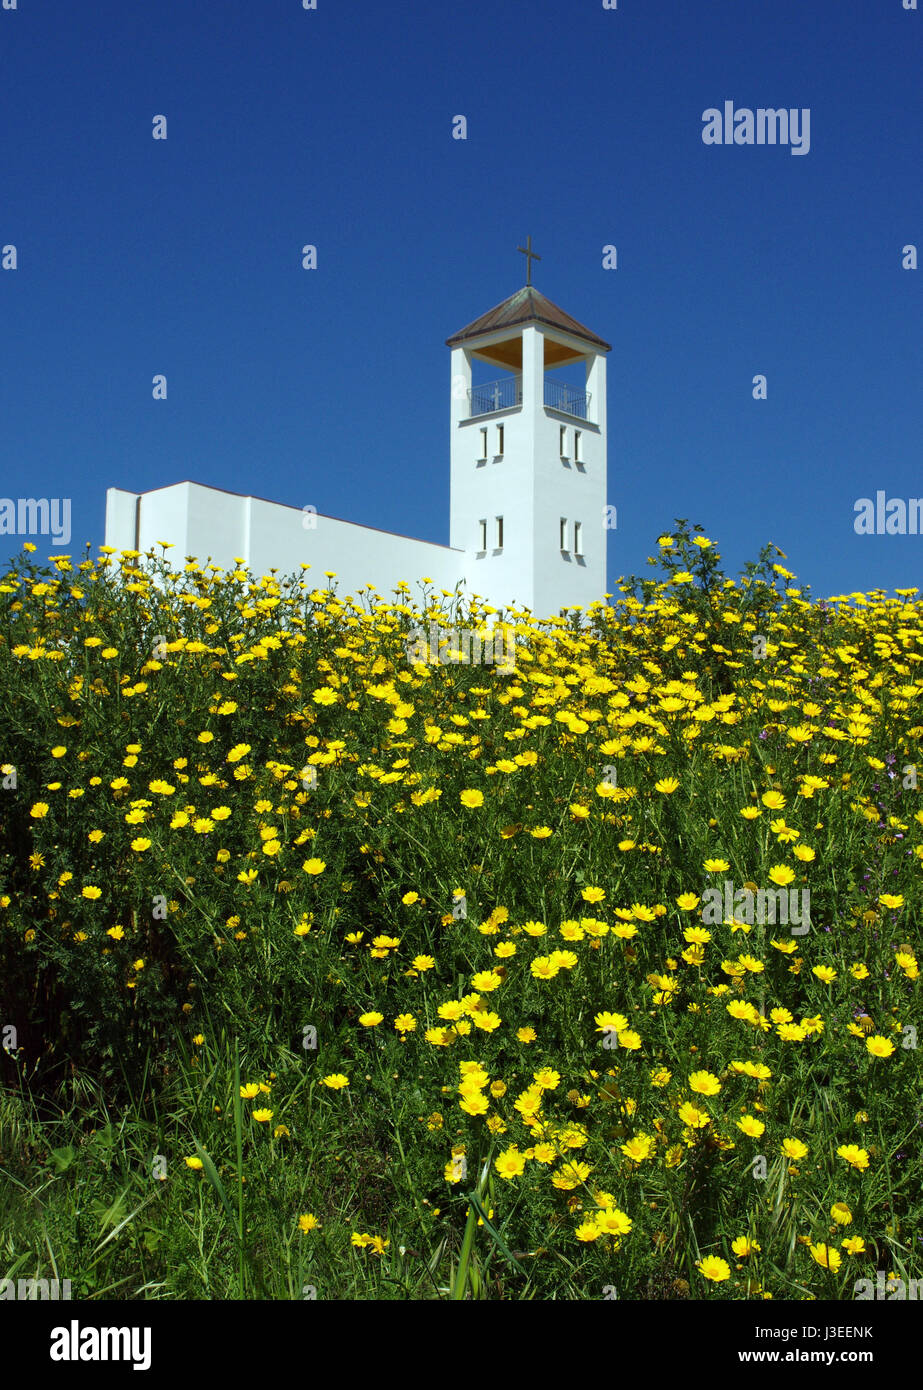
xmin=543 ymin=380 xmax=591 ymax=419
xmin=467 ymin=375 xmax=591 ymax=420
xmin=469 ymin=377 xmax=523 ymax=415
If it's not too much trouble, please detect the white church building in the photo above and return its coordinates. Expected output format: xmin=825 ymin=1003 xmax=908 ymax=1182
xmin=105 ymin=273 xmax=611 ymax=616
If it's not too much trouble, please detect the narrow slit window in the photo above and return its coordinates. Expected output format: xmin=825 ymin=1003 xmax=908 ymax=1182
xmin=574 ymin=430 xmax=582 ymax=462
xmin=495 ymin=516 xmax=504 ymax=549
xmin=496 ymin=424 xmax=504 ymax=456
xmin=559 ymin=425 xmax=568 ymax=458
xmin=560 ymin=517 xmax=568 ymax=551
xmin=574 ymin=521 xmax=583 ymax=556
xmin=478 ymin=428 xmax=488 ymax=461
xmin=478 ymin=518 xmax=487 ymax=552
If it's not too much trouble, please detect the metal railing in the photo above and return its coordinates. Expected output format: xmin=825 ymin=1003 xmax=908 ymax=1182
xmin=468 ymin=376 xmax=523 ymax=415
xmin=467 ymin=375 xmax=591 ymax=420
xmin=543 ymin=380 xmax=591 ymax=419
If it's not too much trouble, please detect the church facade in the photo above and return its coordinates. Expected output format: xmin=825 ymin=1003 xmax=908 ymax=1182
xmin=104 ymin=281 xmax=611 ymax=615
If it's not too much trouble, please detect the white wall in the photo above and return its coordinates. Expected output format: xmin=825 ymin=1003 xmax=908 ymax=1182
xmin=243 ymin=492 xmax=465 ymax=600
xmin=104 ymin=488 xmax=139 ymax=552
xmin=106 ymin=482 xmax=467 ymax=604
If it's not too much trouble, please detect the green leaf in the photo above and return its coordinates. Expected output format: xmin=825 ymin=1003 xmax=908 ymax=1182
xmin=466 ymin=1190 xmax=526 ymax=1273
xmin=90 ymin=1189 xmax=128 ymax=1232
xmin=192 ymin=1139 xmax=237 ymax=1232
xmin=87 ymin=1124 xmax=116 ymax=1155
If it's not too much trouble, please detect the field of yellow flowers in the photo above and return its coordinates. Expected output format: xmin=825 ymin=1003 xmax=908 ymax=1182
xmin=0 ymin=522 xmax=920 ymax=1300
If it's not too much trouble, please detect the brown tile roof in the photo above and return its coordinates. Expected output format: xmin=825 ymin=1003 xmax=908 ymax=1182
xmin=446 ymin=285 xmax=611 ymax=351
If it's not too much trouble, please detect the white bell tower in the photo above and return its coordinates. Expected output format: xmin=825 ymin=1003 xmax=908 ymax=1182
xmin=447 ymin=245 xmax=610 ymax=615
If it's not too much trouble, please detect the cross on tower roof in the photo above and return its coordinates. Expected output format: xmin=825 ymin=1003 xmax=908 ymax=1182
xmin=516 ymin=235 xmax=541 ymax=286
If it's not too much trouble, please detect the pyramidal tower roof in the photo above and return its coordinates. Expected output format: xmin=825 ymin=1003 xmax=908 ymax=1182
xmin=446 ymin=285 xmax=611 ymax=352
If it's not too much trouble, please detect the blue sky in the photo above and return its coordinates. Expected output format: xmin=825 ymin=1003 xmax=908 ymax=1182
xmin=1 ymin=0 xmax=921 ymax=600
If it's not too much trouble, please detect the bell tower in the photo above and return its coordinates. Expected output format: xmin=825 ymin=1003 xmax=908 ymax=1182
xmin=446 ymin=251 xmax=610 ymax=615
